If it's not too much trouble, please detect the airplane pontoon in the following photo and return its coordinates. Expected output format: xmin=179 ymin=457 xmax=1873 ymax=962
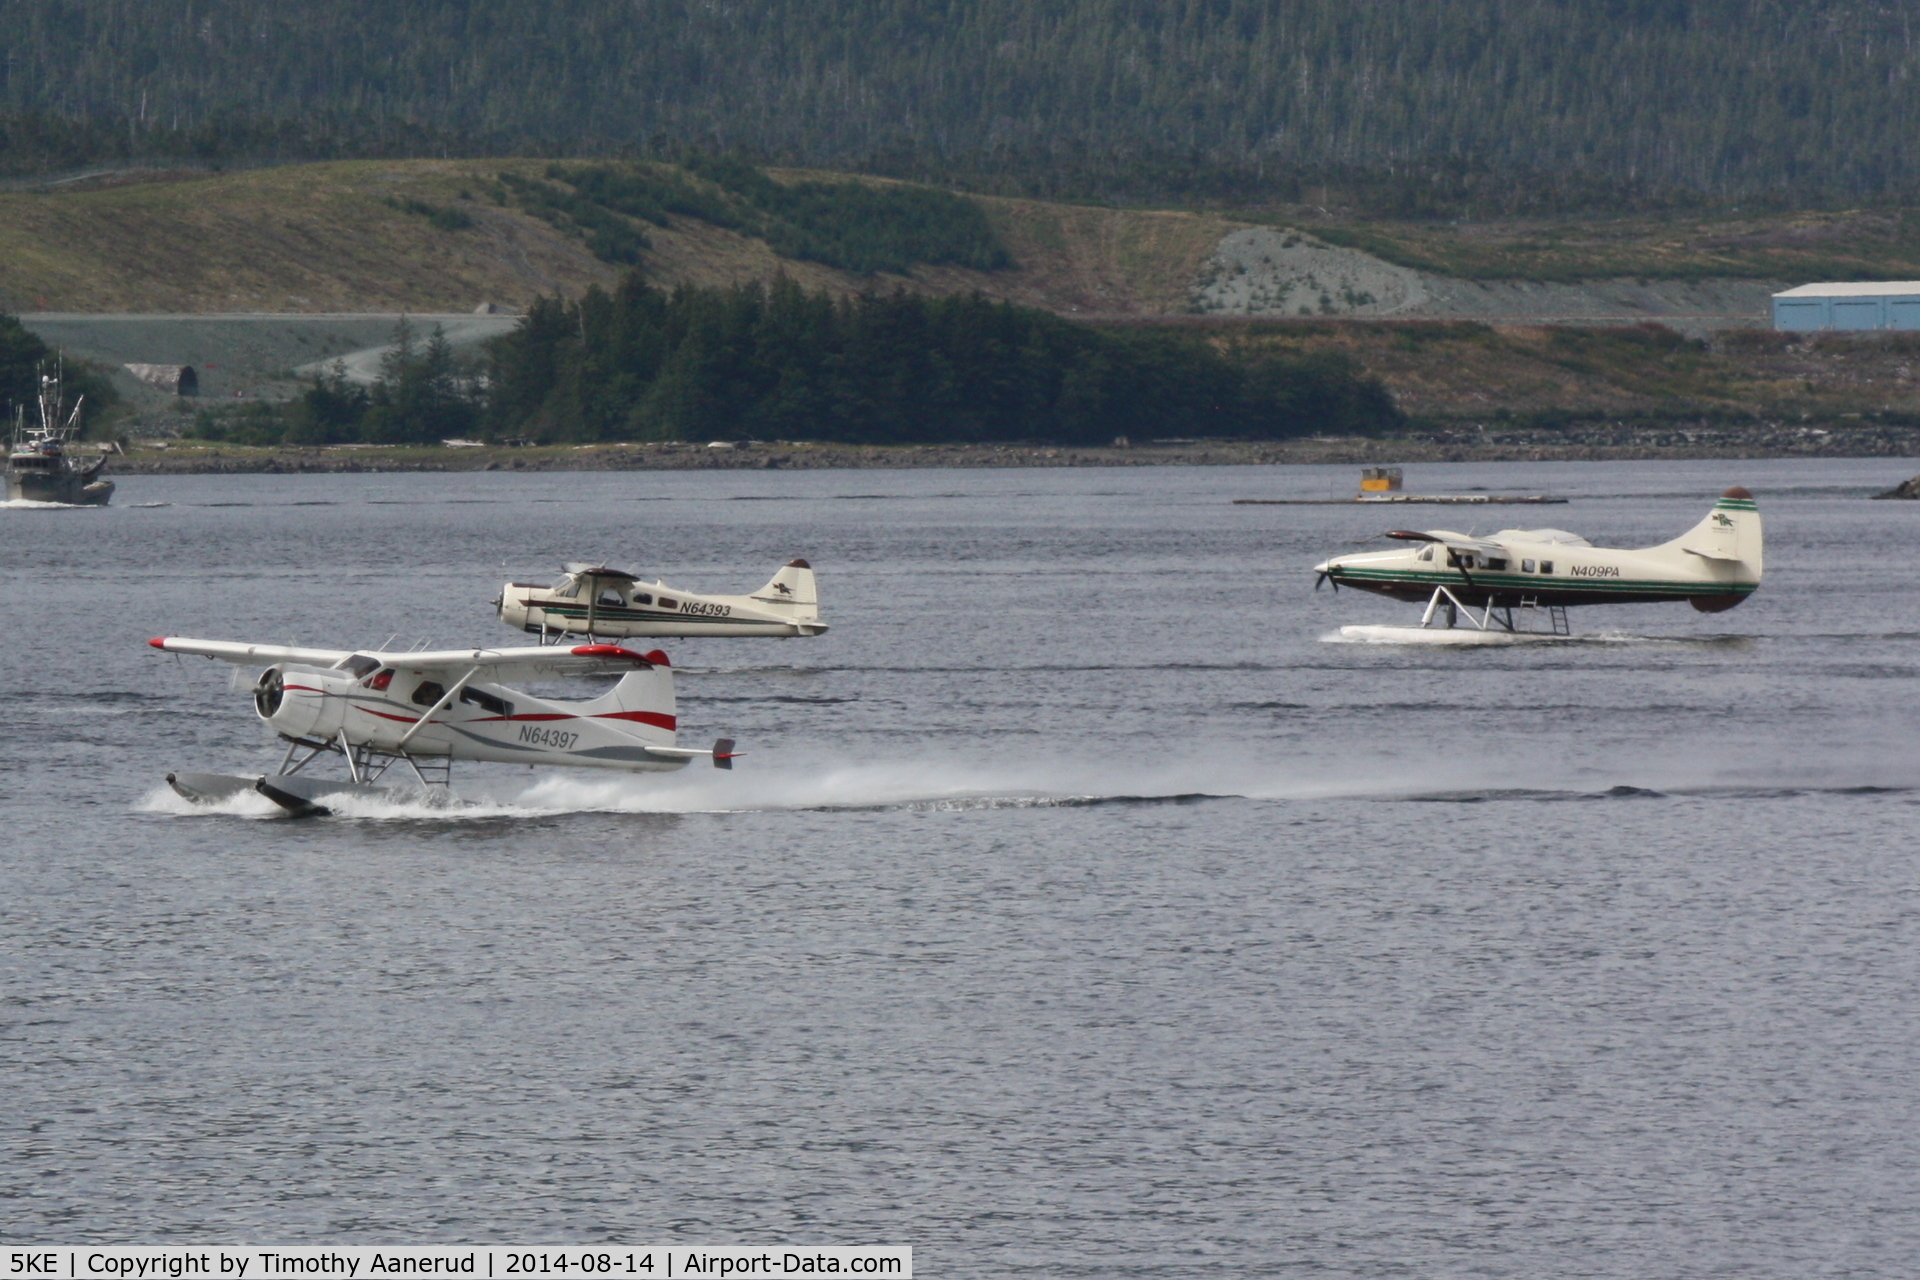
xmin=152 ymin=636 xmax=736 ymax=815
xmin=499 ymin=560 xmax=825 ymax=640
xmin=1313 ymin=486 xmax=1762 ymax=643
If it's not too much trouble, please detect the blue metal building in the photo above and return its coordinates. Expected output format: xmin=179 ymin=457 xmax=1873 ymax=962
xmin=1772 ymin=281 xmax=1920 ymax=331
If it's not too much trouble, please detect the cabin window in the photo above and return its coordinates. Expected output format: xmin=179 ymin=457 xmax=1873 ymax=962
xmin=1521 ymin=559 xmax=1536 ymax=573
xmin=1417 ymin=546 xmax=1434 ymax=562
xmin=460 ymin=687 xmax=513 ymax=717
xmin=632 ymin=592 xmax=653 ymax=605
xmin=410 ymin=680 xmax=446 ymax=707
xmin=1450 ymin=552 xmax=1475 ymax=570
xmin=598 ymin=590 xmax=624 ymax=607
xmin=1487 ymin=558 xmax=1508 ymax=571
xmin=1539 ymin=560 xmax=1554 ymax=574
xmin=365 ymin=668 xmax=394 ymax=691
xmin=658 ymin=596 xmax=679 ymax=609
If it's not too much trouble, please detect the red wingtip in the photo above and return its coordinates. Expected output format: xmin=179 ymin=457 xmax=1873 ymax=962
xmin=642 ymin=649 xmax=670 ymax=667
xmin=148 ymin=637 xmax=168 ymax=649
xmin=569 ymin=643 xmax=654 ymax=666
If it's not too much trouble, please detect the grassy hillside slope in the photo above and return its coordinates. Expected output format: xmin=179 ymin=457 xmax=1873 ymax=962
xmin=0 ymin=160 xmax=1245 ymax=316
xmin=1309 ymin=210 xmax=1920 ymax=283
xmin=1202 ymin=322 xmax=1920 ymax=436
xmin=10 ymin=159 xmax=1920 ymax=318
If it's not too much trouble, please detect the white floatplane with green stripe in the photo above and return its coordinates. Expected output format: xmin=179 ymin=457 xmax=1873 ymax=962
xmin=1314 ymin=487 xmax=1761 ymax=643
xmin=499 ymin=559 xmax=825 ymax=641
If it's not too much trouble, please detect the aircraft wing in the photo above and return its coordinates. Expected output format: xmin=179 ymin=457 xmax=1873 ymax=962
xmin=368 ymin=643 xmax=668 ymax=680
xmin=1383 ymin=529 xmax=1509 ymax=555
xmin=149 ymin=637 xmax=355 ymax=666
xmin=150 ymin=638 xmax=668 ymax=680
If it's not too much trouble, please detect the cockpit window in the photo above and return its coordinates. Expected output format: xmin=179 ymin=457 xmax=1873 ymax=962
xmin=365 ymin=668 xmax=394 ymax=691
xmin=598 ymin=590 xmax=624 ymax=607
xmin=335 ymin=654 xmax=381 ymax=678
xmin=1417 ymin=546 xmax=1434 ymax=562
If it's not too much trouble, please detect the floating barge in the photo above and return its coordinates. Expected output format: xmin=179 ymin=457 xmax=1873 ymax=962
xmin=1233 ymin=466 xmax=1567 ymax=506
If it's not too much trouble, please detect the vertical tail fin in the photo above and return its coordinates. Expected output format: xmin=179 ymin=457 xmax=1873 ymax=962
xmin=582 ymin=658 xmax=678 ymax=746
xmin=752 ymin=559 xmax=820 ymax=620
xmin=1651 ymin=486 xmax=1762 ymax=611
xmin=1670 ymin=486 xmax=1763 ymax=575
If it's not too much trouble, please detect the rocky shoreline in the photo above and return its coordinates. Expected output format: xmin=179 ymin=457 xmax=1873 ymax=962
xmin=99 ymin=430 xmax=1920 ymax=475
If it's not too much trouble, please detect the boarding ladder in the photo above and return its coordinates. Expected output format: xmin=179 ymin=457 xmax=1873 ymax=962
xmin=1514 ymin=596 xmax=1570 ymax=636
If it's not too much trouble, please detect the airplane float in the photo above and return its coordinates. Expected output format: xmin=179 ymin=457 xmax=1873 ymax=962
xmin=1313 ymin=486 xmax=1762 ymax=643
xmin=152 ymin=636 xmax=736 ymax=815
xmin=499 ymin=560 xmax=825 ymax=640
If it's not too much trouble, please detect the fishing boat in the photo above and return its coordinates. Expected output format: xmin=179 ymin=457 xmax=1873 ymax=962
xmin=6 ymin=362 xmax=112 ymax=505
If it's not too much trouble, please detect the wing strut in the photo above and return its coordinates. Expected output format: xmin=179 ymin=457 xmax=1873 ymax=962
xmin=394 ymin=666 xmax=481 ymax=751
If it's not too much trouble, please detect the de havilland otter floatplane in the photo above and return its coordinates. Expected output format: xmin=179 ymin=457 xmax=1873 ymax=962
xmin=1313 ymin=486 xmax=1762 ymax=643
xmin=499 ymin=560 xmax=825 ymax=640
xmin=153 ymin=637 xmax=736 ymax=815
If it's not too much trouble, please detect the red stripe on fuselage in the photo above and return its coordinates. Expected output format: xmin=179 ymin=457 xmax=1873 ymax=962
xmin=347 ymin=705 xmax=671 ymax=731
xmin=595 ymin=711 xmax=676 ymax=730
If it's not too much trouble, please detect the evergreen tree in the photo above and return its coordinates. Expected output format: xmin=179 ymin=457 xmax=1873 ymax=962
xmin=480 ymin=276 xmax=1401 ymax=444
xmin=6 ymin=1 xmax=1920 ymax=206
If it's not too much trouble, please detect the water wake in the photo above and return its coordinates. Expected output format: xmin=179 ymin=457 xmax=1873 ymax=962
xmin=132 ymin=732 xmax=1920 ymax=823
xmin=138 ymin=784 xmax=283 ymax=818
xmin=2 ymin=497 xmax=99 ymax=510
xmin=1322 ymin=627 xmax=1743 ymax=647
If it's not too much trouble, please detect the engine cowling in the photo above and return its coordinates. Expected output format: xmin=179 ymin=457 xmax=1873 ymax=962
xmin=254 ymin=664 xmax=351 ymax=742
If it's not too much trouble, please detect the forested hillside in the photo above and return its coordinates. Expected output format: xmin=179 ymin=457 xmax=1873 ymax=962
xmin=5 ymin=1 xmax=1920 ymax=210
xmin=177 ymin=278 xmax=1400 ymax=447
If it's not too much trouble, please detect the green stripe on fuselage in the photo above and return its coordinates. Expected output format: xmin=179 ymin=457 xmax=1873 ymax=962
xmin=1331 ymin=567 xmax=1754 ymax=596
xmin=539 ymin=603 xmax=734 ymax=625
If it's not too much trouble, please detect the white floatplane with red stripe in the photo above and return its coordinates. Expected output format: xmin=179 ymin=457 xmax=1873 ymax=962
xmin=1313 ymin=487 xmax=1763 ymax=643
xmin=151 ymin=636 xmax=736 ymax=815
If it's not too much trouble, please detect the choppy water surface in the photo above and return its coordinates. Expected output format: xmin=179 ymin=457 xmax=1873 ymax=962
xmin=5 ymin=458 xmax=1920 ymax=1275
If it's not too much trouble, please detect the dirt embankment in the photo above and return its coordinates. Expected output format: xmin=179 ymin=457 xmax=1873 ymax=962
xmin=1189 ymin=227 xmax=1781 ymax=329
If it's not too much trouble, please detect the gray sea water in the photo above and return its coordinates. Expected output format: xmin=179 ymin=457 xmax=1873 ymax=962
xmin=5 ymin=457 xmax=1920 ymax=1276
